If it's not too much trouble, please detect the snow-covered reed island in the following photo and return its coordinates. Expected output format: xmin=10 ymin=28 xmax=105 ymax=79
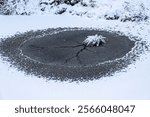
xmin=83 ymin=34 xmax=106 ymax=47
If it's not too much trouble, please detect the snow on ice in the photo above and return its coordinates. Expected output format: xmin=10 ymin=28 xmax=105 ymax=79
xmin=0 ymin=0 xmax=150 ymax=99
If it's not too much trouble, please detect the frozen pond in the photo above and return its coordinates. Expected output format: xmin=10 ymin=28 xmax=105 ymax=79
xmin=0 ymin=28 xmax=146 ymax=82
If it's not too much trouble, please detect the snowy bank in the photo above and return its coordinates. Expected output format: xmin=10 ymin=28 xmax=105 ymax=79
xmin=0 ymin=0 xmax=150 ymax=22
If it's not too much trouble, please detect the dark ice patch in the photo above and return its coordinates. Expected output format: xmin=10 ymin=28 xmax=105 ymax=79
xmin=0 ymin=28 xmax=148 ymax=82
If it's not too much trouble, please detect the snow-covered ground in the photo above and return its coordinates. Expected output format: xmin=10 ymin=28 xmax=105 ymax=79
xmin=0 ymin=14 xmax=150 ymax=99
xmin=0 ymin=0 xmax=150 ymax=99
xmin=1 ymin=0 xmax=150 ymax=22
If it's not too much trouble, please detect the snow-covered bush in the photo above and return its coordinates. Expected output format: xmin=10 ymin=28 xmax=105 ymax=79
xmin=0 ymin=0 xmax=150 ymax=22
xmin=83 ymin=34 xmax=106 ymax=47
xmin=0 ymin=0 xmax=4 ymax=6
xmin=0 ymin=0 xmax=40 ymax=15
xmin=0 ymin=0 xmax=14 ymax=15
xmin=40 ymin=0 xmax=81 ymax=6
xmin=38 ymin=0 xmax=150 ymax=21
xmin=104 ymin=0 xmax=149 ymax=22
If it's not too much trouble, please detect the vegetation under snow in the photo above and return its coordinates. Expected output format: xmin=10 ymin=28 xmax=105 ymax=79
xmin=0 ymin=0 xmax=150 ymax=22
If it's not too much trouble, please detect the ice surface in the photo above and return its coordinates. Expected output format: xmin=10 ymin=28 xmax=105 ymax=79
xmin=0 ymin=0 xmax=150 ymax=99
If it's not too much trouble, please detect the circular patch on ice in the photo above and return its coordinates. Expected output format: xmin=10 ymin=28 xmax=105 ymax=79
xmin=0 ymin=28 xmax=147 ymax=82
xmin=19 ymin=30 xmax=134 ymax=67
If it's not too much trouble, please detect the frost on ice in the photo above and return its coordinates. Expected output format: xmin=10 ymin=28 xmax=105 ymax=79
xmin=83 ymin=34 xmax=106 ymax=47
